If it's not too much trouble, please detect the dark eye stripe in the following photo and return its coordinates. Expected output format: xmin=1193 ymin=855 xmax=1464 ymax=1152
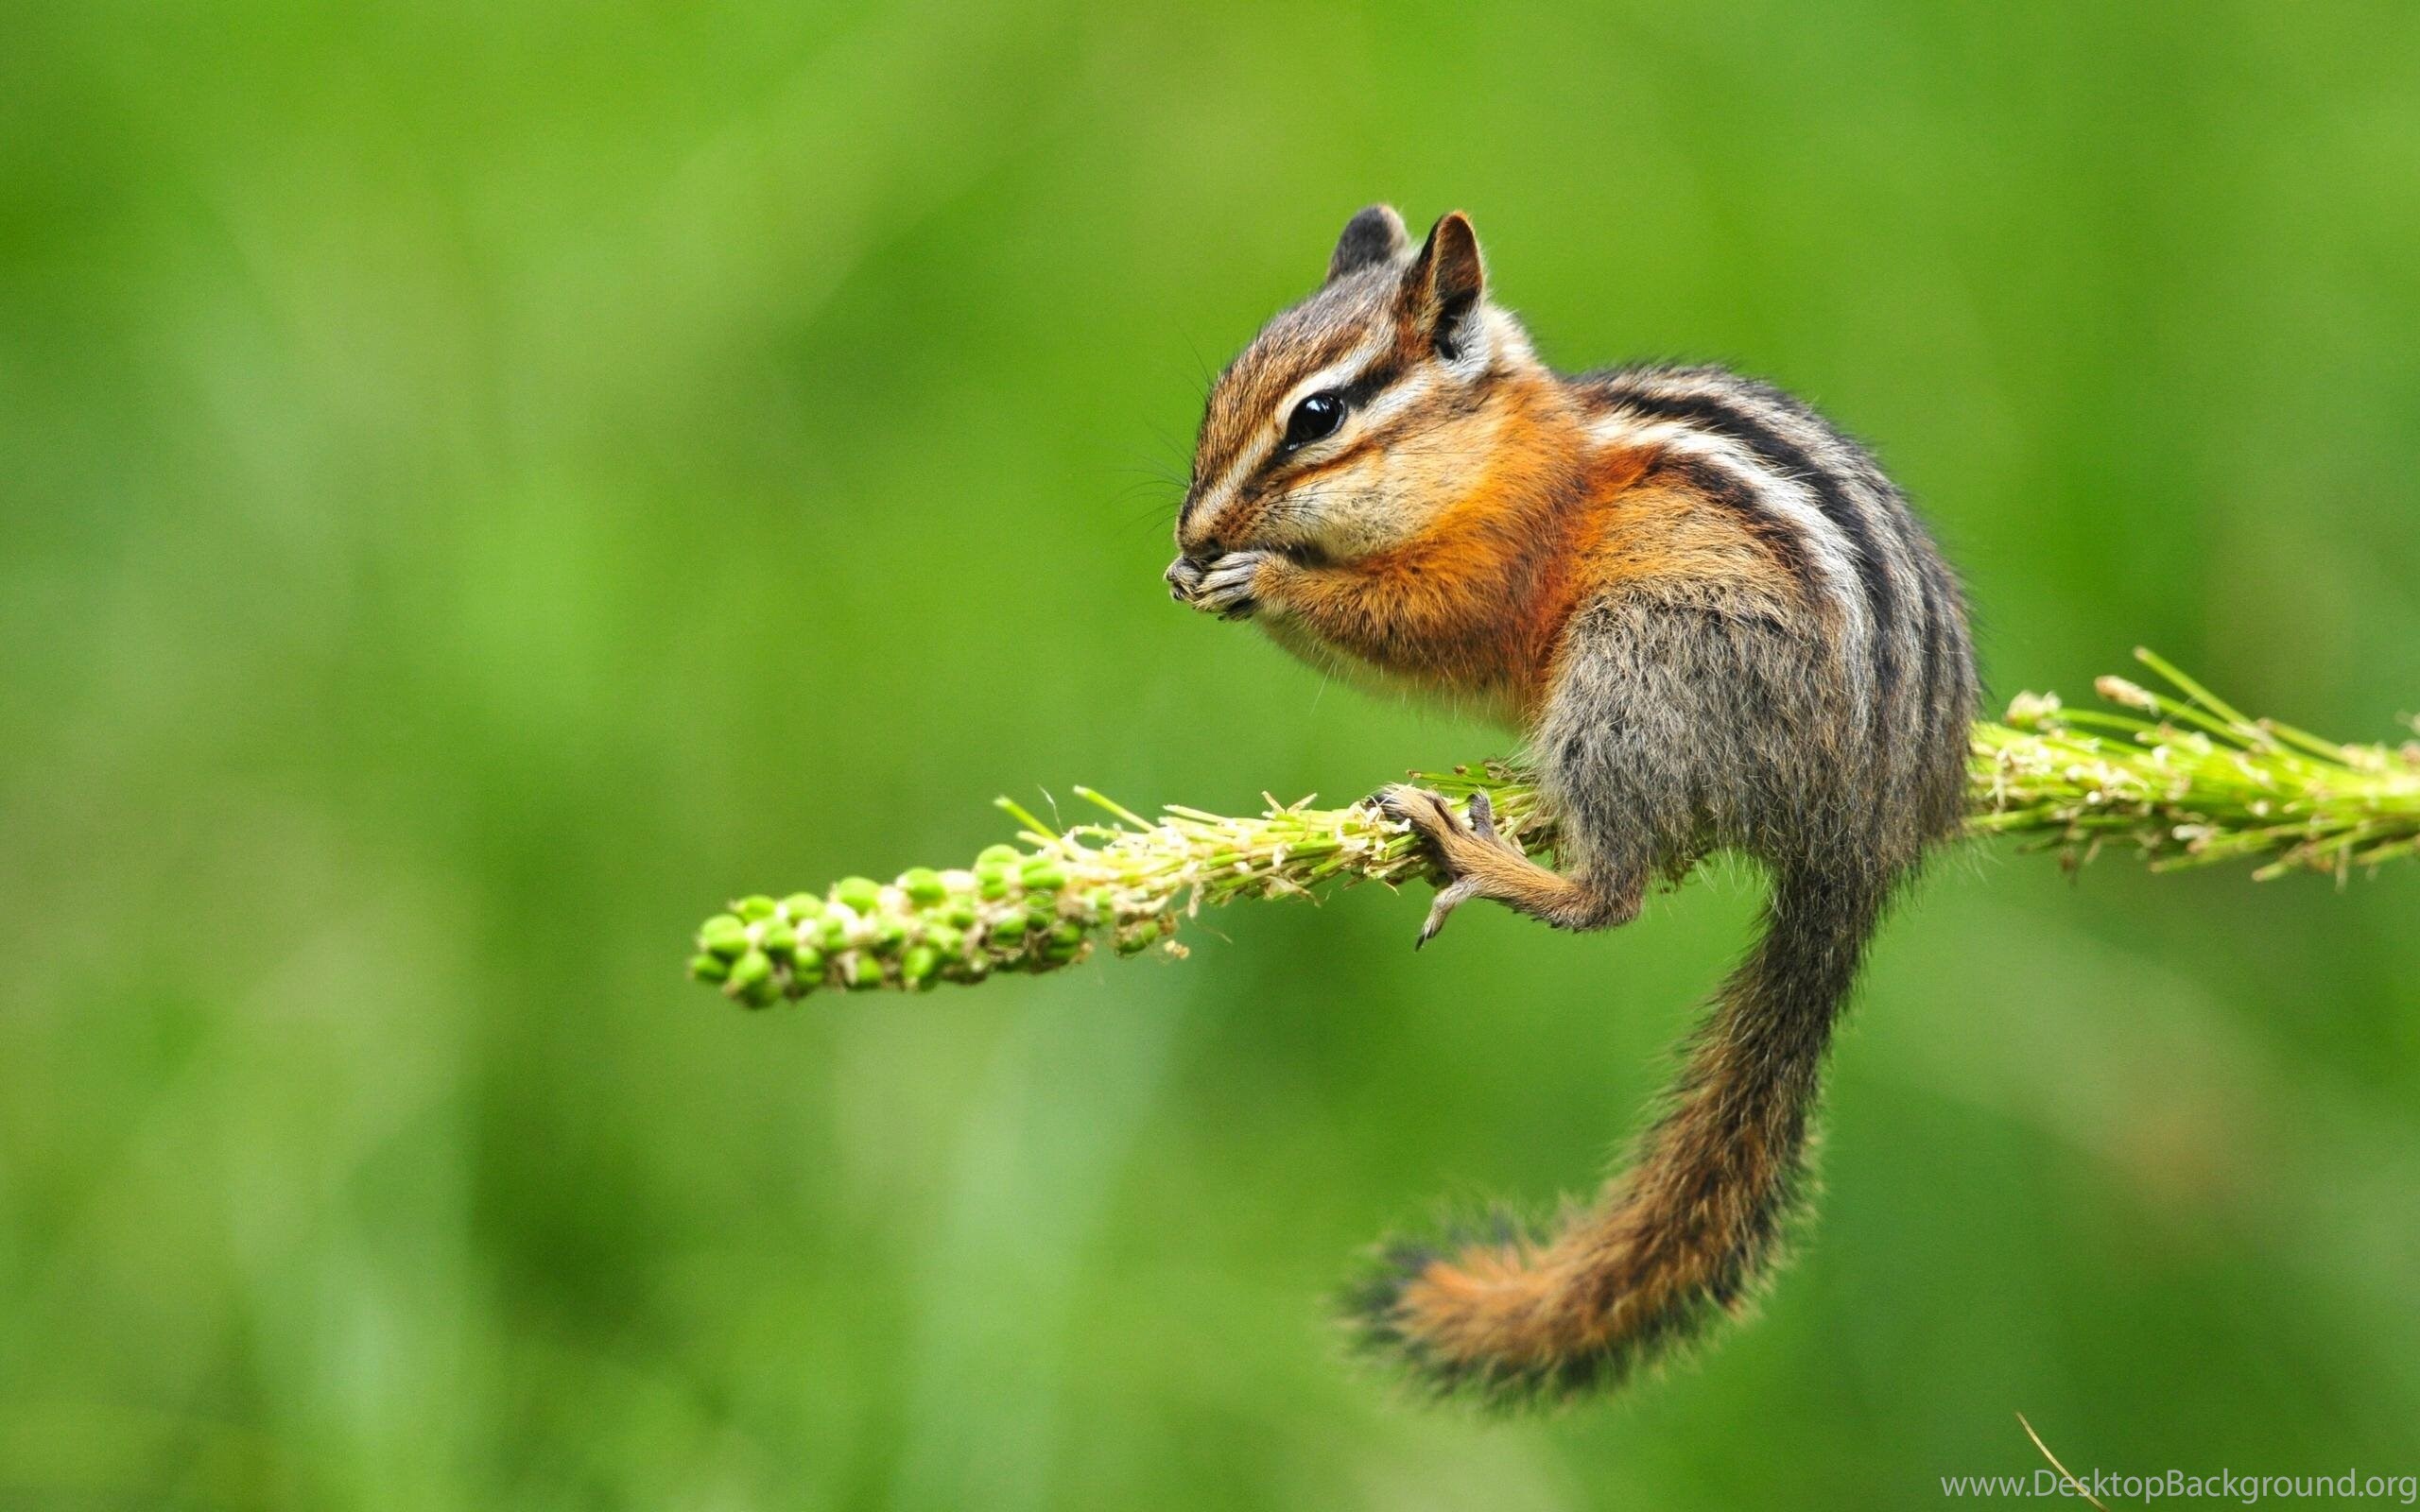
xmin=1268 ymin=358 xmax=1403 ymax=465
xmin=1332 ymin=359 xmax=1400 ymax=411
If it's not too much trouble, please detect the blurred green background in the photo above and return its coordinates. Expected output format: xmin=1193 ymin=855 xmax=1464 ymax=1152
xmin=7 ymin=1 xmax=2420 ymax=1506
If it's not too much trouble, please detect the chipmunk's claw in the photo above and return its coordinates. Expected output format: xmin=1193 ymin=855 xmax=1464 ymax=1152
xmin=1164 ymin=555 xmax=1205 ymax=601
xmin=1464 ymin=788 xmax=1502 ymax=845
xmin=1415 ymin=878 xmax=1482 ymax=949
xmin=1377 ymin=784 xmax=1511 ymax=950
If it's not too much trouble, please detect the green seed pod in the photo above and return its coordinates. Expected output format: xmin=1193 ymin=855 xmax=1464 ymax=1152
xmin=1083 ymin=888 xmax=1115 ymax=923
xmin=1019 ymin=859 xmax=1067 ymax=893
xmin=871 ymin=918 xmax=908 ymax=951
xmin=781 ymin=892 xmax=824 ymax=920
xmin=735 ymin=894 xmax=779 ymax=922
xmin=899 ymin=867 xmax=948 ymax=905
xmin=1115 ymin=919 xmax=1163 ymax=956
xmin=835 ymin=876 xmax=883 ymax=915
xmin=923 ymin=923 xmax=965 ymax=959
xmin=975 ymin=864 xmax=1011 ymax=901
xmin=726 ymin=948 xmax=774 ymax=995
xmin=791 ymin=945 xmax=826 ymax=983
xmin=820 ymin=913 xmax=853 ymax=952
xmin=901 ymin=945 xmax=940 ymax=988
xmin=688 ymin=954 xmax=732 ymax=984
xmin=846 ymin=958 xmax=888 ymax=990
xmin=1048 ymin=920 xmax=1084 ymax=951
xmin=757 ymin=922 xmax=796 ymax=959
xmin=699 ymin=914 xmax=751 ymax=960
xmin=976 ymin=844 xmax=1023 ymax=868
xmin=943 ymin=900 xmax=979 ymax=928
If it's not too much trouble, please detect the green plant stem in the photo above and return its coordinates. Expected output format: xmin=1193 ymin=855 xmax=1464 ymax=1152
xmin=689 ymin=652 xmax=2420 ymax=1005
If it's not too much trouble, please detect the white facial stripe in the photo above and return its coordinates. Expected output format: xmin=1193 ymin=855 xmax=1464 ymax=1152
xmin=1274 ymin=333 xmax=1391 ymax=422
xmin=1252 ymin=369 xmax=1452 ymax=558
xmin=1348 ymin=368 xmax=1435 ymax=435
xmin=1197 ymin=335 xmax=1398 ymax=523
xmin=1192 ymin=336 xmax=1384 ymax=526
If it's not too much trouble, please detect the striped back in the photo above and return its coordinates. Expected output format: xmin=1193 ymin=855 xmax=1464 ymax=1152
xmin=1579 ymin=365 xmax=1979 ymax=850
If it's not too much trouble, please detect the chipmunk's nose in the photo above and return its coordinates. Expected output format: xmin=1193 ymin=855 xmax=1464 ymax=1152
xmin=1165 ymin=554 xmax=1210 ymax=599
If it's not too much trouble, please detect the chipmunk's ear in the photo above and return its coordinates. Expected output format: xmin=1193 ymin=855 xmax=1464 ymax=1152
xmin=1326 ymin=204 xmax=1408 ymax=283
xmin=1406 ymin=211 xmax=1486 ymax=361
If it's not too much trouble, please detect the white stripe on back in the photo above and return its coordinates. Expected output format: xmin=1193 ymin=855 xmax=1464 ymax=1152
xmin=1588 ymin=407 xmax=1876 ymax=711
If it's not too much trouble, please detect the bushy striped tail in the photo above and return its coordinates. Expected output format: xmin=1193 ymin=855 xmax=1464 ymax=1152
xmin=1343 ymin=864 xmax=1881 ymax=1405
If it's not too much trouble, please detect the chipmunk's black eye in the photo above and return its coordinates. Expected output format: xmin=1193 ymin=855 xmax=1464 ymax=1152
xmin=1282 ymin=391 xmax=1345 ymax=450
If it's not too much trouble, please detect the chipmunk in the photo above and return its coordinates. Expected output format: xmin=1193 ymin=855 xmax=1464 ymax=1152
xmin=1166 ymin=206 xmax=1977 ymax=1404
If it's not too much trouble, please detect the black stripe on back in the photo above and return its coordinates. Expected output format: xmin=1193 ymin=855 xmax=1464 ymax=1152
xmin=1644 ymin=455 xmax=1824 ymax=607
xmin=1602 ymin=383 xmax=1902 ymax=701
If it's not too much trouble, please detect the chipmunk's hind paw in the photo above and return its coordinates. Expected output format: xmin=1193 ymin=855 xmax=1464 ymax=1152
xmin=1375 ymin=786 xmax=1524 ymax=949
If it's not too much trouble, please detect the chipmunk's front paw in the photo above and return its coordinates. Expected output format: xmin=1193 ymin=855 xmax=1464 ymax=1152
xmin=1187 ymin=550 xmax=1283 ymax=621
xmin=1374 ymin=786 xmax=1518 ymax=949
